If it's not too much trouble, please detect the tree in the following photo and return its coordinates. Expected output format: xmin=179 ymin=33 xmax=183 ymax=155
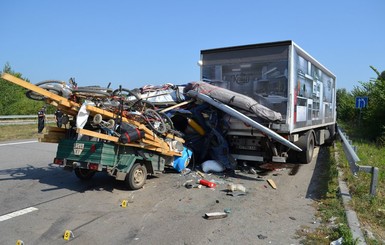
xmin=356 ymin=66 xmax=385 ymax=142
xmin=336 ymin=88 xmax=355 ymax=124
xmin=336 ymin=66 xmax=385 ymax=144
xmin=0 ymin=63 xmax=45 ymax=115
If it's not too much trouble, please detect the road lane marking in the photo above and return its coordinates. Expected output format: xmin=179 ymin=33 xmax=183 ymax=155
xmin=0 ymin=140 xmax=38 ymax=147
xmin=0 ymin=207 xmax=38 ymax=222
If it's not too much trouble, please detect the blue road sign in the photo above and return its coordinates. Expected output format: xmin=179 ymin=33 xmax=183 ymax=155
xmin=355 ymin=96 xmax=368 ymax=109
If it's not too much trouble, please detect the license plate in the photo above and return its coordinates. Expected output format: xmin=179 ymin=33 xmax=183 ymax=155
xmin=73 ymin=143 xmax=85 ymax=155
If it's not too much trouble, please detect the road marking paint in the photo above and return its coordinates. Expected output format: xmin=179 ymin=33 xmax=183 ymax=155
xmin=0 ymin=140 xmax=38 ymax=147
xmin=0 ymin=207 xmax=38 ymax=222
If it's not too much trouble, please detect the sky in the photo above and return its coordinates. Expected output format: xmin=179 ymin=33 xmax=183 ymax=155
xmin=1 ymin=0 xmax=384 ymax=92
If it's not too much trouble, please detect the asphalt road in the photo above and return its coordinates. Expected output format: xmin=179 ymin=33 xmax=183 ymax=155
xmin=0 ymin=139 xmax=328 ymax=245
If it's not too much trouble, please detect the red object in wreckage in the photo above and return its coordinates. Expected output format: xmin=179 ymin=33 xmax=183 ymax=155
xmin=199 ymin=179 xmax=216 ymax=188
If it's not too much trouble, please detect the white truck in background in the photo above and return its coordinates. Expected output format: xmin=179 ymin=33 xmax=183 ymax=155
xmin=199 ymin=40 xmax=336 ymax=164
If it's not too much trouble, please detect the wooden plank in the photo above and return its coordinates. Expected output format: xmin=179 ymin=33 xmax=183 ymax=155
xmin=46 ymin=126 xmax=67 ymax=133
xmin=39 ymin=138 xmax=61 ymax=143
xmin=267 ymin=179 xmax=277 ymax=189
xmin=159 ymin=100 xmax=194 ymax=113
xmin=76 ymin=128 xmax=119 ymax=142
xmin=1 ymin=73 xmax=80 ymax=110
xmin=76 ymin=128 xmax=181 ymax=156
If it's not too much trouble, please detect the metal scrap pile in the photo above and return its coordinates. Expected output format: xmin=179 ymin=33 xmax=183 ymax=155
xmin=1 ymin=73 xmax=291 ymax=173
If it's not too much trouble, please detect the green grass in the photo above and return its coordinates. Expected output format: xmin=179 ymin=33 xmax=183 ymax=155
xmin=0 ymin=123 xmax=56 ymax=141
xmin=337 ymin=139 xmax=385 ymax=243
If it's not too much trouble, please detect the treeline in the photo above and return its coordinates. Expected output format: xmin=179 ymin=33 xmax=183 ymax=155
xmin=0 ymin=63 xmax=48 ymax=115
xmin=337 ymin=66 xmax=385 ymax=144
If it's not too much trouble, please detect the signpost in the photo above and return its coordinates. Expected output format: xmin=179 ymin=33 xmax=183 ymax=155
xmin=355 ymin=96 xmax=368 ymax=126
xmin=355 ymin=96 xmax=368 ymax=109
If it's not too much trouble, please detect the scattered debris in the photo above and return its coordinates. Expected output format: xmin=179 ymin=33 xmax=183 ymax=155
xmin=204 ymin=212 xmax=228 ymax=220
xmin=202 ymin=160 xmax=225 ymax=173
xmin=249 ymin=167 xmax=257 ymax=174
xmin=181 ymin=168 xmax=191 ymax=175
xmin=196 ymin=170 xmax=205 ymax=178
xmin=257 ymin=234 xmax=268 ymax=240
xmin=377 ymin=208 xmax=385 ymax=218
xmin=226 ymin=191 xmax=246 ymax=197
xmin=329 ymin=237 xmax=343 ymax=245
xmin=227 ymin=183 xmax=246 ymax=192
xmin=267 ymin=179 xmax=277 ymax=189
xmin=199 ymin=179 xmax=216 ymax=188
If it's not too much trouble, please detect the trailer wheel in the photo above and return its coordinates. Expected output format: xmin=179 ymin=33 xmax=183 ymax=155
xmin=297 ymin=131 xmax=315 ymax=164
xmin=74 ymin=168 xmax=96 ymax=180
xmin=125 ymin=163 xmax=147 ymax=190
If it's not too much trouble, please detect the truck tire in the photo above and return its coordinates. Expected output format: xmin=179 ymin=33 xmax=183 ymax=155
xmin=125 ymin=163 xmax=147 ymax=190
xmin=296 ymin=130 xmax=315 ymax=164
xmin=74 ymin=168 xmax=96 ymax=180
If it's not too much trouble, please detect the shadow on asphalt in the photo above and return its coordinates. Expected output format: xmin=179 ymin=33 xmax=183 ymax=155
xmin=0 ymin=162 xmax=161 ymax=192
xmin=305 ymin=146 xmax=333 ymax=200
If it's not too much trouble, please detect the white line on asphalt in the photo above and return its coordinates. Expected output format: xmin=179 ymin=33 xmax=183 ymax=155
xmin=0 ymin=207 xmax=39 ymax=222
xmin=0 ymin=140 xmax=38 ymax=147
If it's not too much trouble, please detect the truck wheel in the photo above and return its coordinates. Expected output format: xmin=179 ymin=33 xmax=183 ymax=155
xmin=74 ymin=168 xmax=96 ymax=180
xmin=297 ymin=131 xmax=315 ymax=164
xmin=125 ymin=163 xmax=147 ymax=190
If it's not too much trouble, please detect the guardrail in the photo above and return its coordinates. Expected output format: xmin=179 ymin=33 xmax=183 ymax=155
xmin=338 ymin=126 xmax=379 ymax=196
xmin=0 ymin=115 xmax=55 ymax=125
xmin=0 ymin=115 xmax=55 ymax=119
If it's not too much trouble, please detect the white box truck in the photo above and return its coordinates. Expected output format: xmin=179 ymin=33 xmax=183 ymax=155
xmin=199 ymin=40 xmax=336 ymax=164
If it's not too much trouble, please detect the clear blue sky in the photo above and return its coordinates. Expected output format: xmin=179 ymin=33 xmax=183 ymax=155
xmin=1 ymin=0 xmax=384 ymax=91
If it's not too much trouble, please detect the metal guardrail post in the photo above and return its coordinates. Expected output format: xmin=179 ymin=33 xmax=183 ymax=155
xmin=338 ymin=126 xmax=379 ymax=196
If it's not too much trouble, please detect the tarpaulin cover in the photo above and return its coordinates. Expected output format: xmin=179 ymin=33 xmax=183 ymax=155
xmin=184 ymin=81 xmax=282 ymax=122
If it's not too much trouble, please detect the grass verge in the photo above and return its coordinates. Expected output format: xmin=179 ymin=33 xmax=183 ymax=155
xmin=299 ymin=135 xmax=384 ymax=244
xmin=336 ymin=139 xmax=385 ymax=244
xmin=0 ymin=123 xmax=55 ymax=141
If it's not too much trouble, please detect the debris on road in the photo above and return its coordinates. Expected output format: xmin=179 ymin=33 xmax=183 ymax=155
xmin=227 ymin=183 xmax=246 ymax=192
xmin=267 ymin=179 xmax=277 ymax=189
xmin=199 ymin=179 xmax=217 ymax=188
xmin=204 ymin=212 xmax=228 ymax=220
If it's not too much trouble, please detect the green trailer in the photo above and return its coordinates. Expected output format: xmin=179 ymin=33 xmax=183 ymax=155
xmin=53 ymin=139 xmax=174 ymax=190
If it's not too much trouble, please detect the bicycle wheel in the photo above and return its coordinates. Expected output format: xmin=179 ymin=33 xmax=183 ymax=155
xmin=143 ymin=109 xmax=167 ymax=134
xmin=158 ymin=112 xmax=174 ymax=131
xmin=112 ymin=88 xmax=141 ymax=100
xmin=25 ymin=84 xmax=63 ymax=101
xmin=131 ymin=100 xmax=155 ymax=113
xmin=25 ymin=80 xmax=67 ymax=101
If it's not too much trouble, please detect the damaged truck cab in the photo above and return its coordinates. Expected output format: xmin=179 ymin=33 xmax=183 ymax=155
xmin=199 ymin=40 xmax=336 ymax=164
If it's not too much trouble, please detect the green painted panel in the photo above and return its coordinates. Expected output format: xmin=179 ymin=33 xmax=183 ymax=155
xmin=56 ymin=139 xmax=117 ymax=166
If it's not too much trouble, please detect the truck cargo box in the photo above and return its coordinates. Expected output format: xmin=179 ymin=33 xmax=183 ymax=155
xmin=199 ymin=40 xmax=337 ymax=164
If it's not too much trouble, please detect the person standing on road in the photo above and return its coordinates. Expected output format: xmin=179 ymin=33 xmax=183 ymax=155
xmin=54 ymin=108 xmax=64 ymax=128
xmin=37 ymin=106 xmax=46 ymax=133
